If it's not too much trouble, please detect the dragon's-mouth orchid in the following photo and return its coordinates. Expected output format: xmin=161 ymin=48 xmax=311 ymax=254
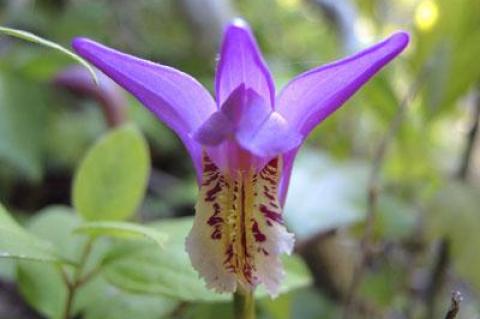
xmin=72 ymin=19 xmax=408 ymax=297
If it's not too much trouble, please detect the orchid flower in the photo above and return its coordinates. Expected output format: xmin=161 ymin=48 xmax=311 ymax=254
xmin=72 ymin=19 xmax=408 ymax=297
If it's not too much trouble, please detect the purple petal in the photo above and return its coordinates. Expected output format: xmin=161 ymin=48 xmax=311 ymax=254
xmin=237 ymin=111 xmax=302 ymax=158
xmin=72 ymin=37 xmax=217 ymax=177
xmin=277 ymin=32 xmax=409 ymax=137
xmin=221 ymin=84 xmax=249 ymax=125
xmin=234 ymin=89 xmax=301 ymax=157
xmin=215 ymin=18 xmax=275 ymax=108
xmin=194 ymin=111 xmax=234 ymax=146
xmin=278 ymin=148 xmax=300 ymax=206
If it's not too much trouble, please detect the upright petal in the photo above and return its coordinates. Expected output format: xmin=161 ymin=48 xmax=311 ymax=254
xmin=277 ymin=32 xmax=409 ymax=137
xmin=215 ymin=19 xmax=275 ymax=108
xmin=72 ymin=38 xmax=217 ymax=176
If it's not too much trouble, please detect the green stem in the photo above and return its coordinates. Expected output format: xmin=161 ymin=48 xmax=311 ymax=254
xmin=60 ymin=238 xmax=96 ymax=319
xmin=233 ymin=288 xmax=255 ymax=319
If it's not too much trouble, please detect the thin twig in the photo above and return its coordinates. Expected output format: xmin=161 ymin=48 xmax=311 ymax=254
xmin=60 ymin=238 xmax=96 ymax=319
xmin=342 ymin=71 xmax=428 ymax=319
xmin=426 ymin=238 xmax=450 ymax=319
xmin=76 ymin=264 xmax=102 ymax=288
xmin=444 ymin=291 xmax=462 ymax=319
xmin=457 ymin=85 xmax=480 ymax=181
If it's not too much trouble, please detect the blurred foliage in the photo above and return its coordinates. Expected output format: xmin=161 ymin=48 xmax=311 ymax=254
xmin=0 ymin=0 xmax=479 ymax=318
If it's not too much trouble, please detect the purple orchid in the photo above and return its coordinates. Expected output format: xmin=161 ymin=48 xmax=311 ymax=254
xmin=72 ymin=18 xmax=408 ymax=296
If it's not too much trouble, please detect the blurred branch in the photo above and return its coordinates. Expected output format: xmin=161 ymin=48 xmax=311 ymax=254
xmin=342 ymin=70 xmax=428 ymax=319
xmin=177 ymin=0 xmax=235 ymax=56
xmin=297 ymin=230 xmax=346 ymax=301
xmin=54 ymin=66 xmax=127 ymax=128
xmin=444 ymin=291 xmax=462 ymax=319
xmin=426 ymin=238 xmax=450 ymax=319
xmin=60 ymin=238 xmax=98 ymax=319
xmin=457 ymin=85 xmax=480 ymax=181
xmin=306 ymin=0 xmax=360 ymax=53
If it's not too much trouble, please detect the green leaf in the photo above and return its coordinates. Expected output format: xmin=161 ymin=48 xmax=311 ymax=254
xmin=17 ymin=260 xmax=67 ymax=319
xmin=16 ymin=207 xmax=84 ymax=319
xmin=17 ymin=207 xmax=176 ymax=319
xmin=73 ymin=124 xmax=150 ymax=221
xmin=284 ymin=150 xmax=368 ymax=240
xmin=0 ymin=73 xmax=48 ymax=181
xmin=0 ymin=26 xmax=98 ymax=84
xmin=103 ymin=217 xmax=312 ymax=301
xmin=82 ymin=277 xmax=178 ymax=319
xmin=75 ymin=221 xmax=168 ymax=247
xmin=0 ymin=203 xmax=61 ymax=263
xmin=16 ymin=206 xmax=106 ymax=319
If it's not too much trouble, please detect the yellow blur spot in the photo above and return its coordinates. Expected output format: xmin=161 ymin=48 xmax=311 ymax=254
xmin=415 ymin=0 xmax=439 ymax=31
xmin=277 ymin=0 xmax=300 ymax=9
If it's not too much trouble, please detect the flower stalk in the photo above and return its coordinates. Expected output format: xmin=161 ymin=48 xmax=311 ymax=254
xmin=234 ymin=287 xmax=255 ymax=319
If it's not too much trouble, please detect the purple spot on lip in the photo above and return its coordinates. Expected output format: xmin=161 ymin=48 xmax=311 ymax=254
xmin=260 ymin=204 xmax=283 ymax=224
xmin=205 ymin=182 xmax=222 ymax=201
xmin=252 ymin=221 xmax=266 ymax=242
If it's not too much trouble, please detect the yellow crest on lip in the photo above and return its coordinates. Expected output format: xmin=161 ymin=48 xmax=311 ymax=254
xmin=186 ymin=152 xmax=294 ymax=296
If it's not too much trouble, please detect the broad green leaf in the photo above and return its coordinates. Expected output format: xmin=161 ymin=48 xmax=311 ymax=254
xmin=16 ymin=206 xmax=107 ymax=319
xmin=82 ymin=277 xmax=178 ymax=319
xmin=0 ymin=26 xmax=98 ymax=84
xmin=103 ymin=217 xmax=312 ymax=301
xmin=17 ymin=260 xmax=67 ymax=319
xmin=75 ymin=221 xmax=168 ymax=247
xmin=73 ymin=124 xmax=150 ymax=221
xmin=0 ymin=203 xmax=61 ymax=263
xmin=16 ymin=207 xmax=85 ymax=319
xmin=284 ymin=150 xmax=368 ymax=240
